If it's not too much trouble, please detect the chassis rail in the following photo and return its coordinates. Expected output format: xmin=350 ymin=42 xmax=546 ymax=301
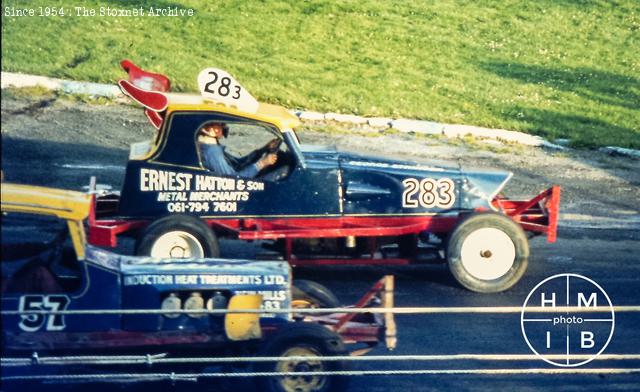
xmin=89 ymin=187 xmax=560 ymax=264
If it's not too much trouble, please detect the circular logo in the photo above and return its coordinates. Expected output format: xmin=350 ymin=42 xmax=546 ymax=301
xmin=521 ymin=274 xmax=615 ymax=367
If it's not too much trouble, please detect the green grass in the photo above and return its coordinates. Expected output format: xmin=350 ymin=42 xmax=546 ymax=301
xmin=2 ymin=0 xmax=639 ymax=148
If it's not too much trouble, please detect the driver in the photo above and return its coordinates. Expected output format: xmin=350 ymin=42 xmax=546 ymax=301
xmin=198 ymin=122 xmax=279 ymax=177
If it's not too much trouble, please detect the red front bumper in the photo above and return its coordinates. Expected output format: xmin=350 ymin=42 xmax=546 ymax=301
xmin=493 ymin=185 xmax=561 ymax=242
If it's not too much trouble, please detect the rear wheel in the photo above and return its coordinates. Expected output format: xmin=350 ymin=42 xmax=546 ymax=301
xmin=136 ymin=215 xmax=219 ymax=258
xmin=255 ymin=323 xmax=349 ymax=392
xmin=447 ymin=212 xmax=529 ymax=293
xmin=292 ymin=280 xmax=340 ymax=309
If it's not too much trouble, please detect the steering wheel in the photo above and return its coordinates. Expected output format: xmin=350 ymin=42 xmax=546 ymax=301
xmin=258 ymin=149 xmax=292 ymax=180
xmin=267 ymin=138 xmax=283 ymax=153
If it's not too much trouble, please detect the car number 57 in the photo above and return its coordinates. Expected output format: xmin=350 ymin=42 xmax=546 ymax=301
xmin=18 ymin=295 xmax=70 ymax=332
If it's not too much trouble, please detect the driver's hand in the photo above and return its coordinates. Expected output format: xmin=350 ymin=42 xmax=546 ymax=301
xmin=258 ymin=152 xmax=278 ymax=170
xmin=266 ymin=138 xmax=281 ymax=152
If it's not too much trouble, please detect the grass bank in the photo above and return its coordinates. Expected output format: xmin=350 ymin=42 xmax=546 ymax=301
xmin=2 ymin=0 xmax=639 ymax=148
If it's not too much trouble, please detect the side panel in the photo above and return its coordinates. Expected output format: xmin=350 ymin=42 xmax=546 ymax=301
xmin=120 ymin=261 xmax=291 ymax=332
xmin=340 ymin=159 xmax=462 ymax=216
xmin=117 ymin=161 xmax=340 ymax=219
xmin=2 ymin=261 xmax=121 ymax=352
xmin=117 ymin=111 xmax=341 ymax=219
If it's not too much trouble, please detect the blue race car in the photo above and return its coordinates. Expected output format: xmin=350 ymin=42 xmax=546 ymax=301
xmin=89 ymin=60 xmax=560 ymax=293
xmin=1 ymin=183 xmax=395 ymax=392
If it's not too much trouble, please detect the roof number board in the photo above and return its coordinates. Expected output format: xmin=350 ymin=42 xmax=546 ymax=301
xmin=197 ymin=68 xmax=259 ymax=113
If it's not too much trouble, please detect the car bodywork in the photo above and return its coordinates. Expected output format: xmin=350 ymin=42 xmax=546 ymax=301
xmin=87 ymin=61 xmax=560 ymax=291
xmin=1 ymin=183 xmax=395 ymax=383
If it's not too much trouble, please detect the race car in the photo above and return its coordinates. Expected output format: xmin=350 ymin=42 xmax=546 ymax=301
xmin=89 ymin=60 xmax=560 ymax=293
xmin=1 ymin=183 xmax=395 ymax=392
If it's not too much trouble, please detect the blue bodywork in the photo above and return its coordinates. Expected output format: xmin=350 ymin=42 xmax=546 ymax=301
xmin=116 ymin=111 xmax=512 ymax=220
xmin=1 ymin=245 xmax=290 ymax=353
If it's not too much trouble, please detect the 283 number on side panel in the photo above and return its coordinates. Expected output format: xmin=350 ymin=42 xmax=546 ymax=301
xmin=402 ymin=178 xmax=456 ymax=209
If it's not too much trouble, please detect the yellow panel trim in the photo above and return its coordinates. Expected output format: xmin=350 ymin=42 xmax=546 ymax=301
xmin=67 ymin=220 xmax=87 ymax=260
xmin=1 ymin=184 xmax=91 ymax=220
xmin=1 ymin=183 xmax=90 ymax=259
xmin=225 ymin=294 xmax=263 ymax=341
xmin=166 ymin=98 xmax=300 ymax=130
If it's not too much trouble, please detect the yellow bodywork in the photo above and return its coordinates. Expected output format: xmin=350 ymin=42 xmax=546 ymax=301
xmin=129 ymin=93 xmax=301 ymax=162
xmin=224 ymin=294 xmax=263 ymax=341
xmin=1 ymin=183 xmax=90 ymax=260
xmin=165 ymin=92 xmax=301 ymax=130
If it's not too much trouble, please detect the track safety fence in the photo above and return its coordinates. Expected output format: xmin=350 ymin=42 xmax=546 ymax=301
xmin=2 ymin=305 xmax=640 ymax=382
xmin=2 ymin=305 xmax=640 ymax=316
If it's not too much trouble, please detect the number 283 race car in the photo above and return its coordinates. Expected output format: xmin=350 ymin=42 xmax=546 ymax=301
xmin=89 ymin=60 xmax=561 ymax=293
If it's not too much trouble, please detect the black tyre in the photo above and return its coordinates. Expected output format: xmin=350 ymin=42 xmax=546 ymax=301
xmin=292 ymin=280 xmax=340 ymax=309
xmin=255 ymin=323 xmax=349 ymax=392
xmin=135 ymin=215 xmax=219 ymax=258
xmin=447 ymin=212 xmax=529 ymax=293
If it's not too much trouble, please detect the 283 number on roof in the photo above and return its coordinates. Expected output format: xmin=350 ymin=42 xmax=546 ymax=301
xmin=197 ymin=68 xmax=259 ymax=113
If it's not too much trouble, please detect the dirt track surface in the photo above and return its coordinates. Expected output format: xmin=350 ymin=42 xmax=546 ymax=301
xmin=2 ymin=92 xmax=639 ymax=230
xmin=2 ymin=92 xmax=640 ymax=391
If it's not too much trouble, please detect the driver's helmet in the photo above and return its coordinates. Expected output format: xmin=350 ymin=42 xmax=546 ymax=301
xmin=201 ymin=122 xmax=229 ymax=138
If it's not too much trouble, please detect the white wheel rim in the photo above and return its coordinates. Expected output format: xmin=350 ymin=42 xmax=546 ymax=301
xmin=460 ymin=227 xmax=516 ymax=280
xmin=150 ymin=231 xmax=204 ymax=258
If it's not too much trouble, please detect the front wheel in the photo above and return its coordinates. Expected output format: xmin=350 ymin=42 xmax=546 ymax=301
xmin=255 ymin=323 xmax=349 ymax=392
xmin=447 ymin=212 xmax=529 ymax=293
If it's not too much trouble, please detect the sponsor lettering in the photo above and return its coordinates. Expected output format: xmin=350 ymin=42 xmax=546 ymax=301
xmin=123 ymin=274 xmax=287 ymax=286
xmin=139 ymin=169 xmax=265 ymax=213
xmin=140 ymin=169 xmax=192 ymax=191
